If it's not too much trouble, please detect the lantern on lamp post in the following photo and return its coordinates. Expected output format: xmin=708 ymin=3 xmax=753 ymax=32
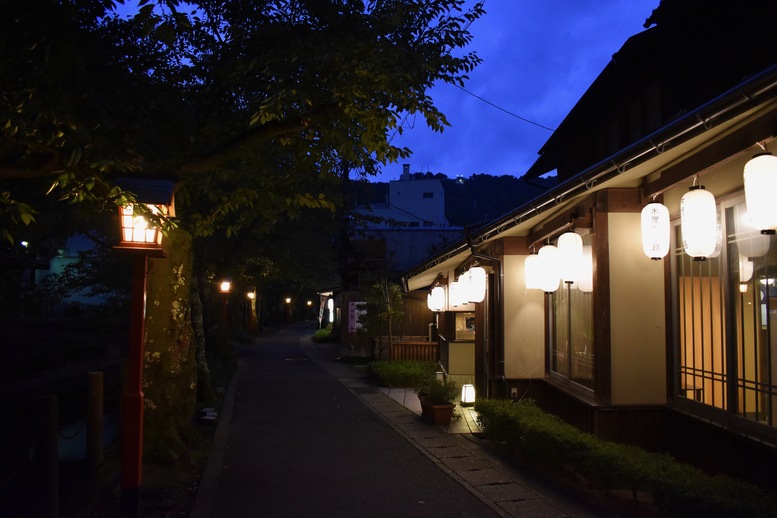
xmin=247 ymin=291 xmax=256 ymax=332
xmin=219 ymin=280 xmax=232 ymax=330
xmin=112 ymin=177 xmax=175 ymax=517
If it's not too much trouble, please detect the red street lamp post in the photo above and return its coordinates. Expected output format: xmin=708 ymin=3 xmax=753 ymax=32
xmin=113 ymin=177 xmax=175 ymax=517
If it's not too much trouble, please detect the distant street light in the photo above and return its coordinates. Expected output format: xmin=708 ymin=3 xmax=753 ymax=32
xmin=247 ymin=291 xmax=256 ymax=332
xmin=113 ymin=176 xmax=175 ymax=517
xmin=220 ymin=280 xmax=232 ymax=330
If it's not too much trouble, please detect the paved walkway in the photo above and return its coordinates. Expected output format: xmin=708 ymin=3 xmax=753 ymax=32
xmin=376 ymin=386 xmax=483 ymax=435
xmin=190 ymin=328 xmax=611 ymax=517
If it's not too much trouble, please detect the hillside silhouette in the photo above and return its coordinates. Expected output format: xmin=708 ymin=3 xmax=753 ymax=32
xmin=358 ymin=173 xmax=558 ymax=228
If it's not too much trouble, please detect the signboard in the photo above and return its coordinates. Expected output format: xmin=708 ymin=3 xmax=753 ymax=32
xmin=348 ymin=301 xmax=366 ymax=333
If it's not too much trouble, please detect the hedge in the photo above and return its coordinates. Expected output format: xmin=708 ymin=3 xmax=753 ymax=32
xmin=475 ymin=398 xmax=777 ymax=517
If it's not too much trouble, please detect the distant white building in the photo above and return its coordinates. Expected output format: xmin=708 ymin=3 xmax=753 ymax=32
xmin=353 ymin=164 xmax=461 ymax=273
xmin=359 ymin=164 xmax=449 ymax=229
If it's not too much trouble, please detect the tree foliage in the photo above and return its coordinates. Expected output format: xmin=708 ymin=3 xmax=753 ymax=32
xmin=1 ymin=0 xmax=484 ymax=240
xmin=0 ymin=0 xmax=484 ymax=470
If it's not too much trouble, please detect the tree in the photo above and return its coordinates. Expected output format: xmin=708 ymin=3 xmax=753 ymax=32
xmin=361 ymin=276 xmax=406 ymax=358
xmin=1 ymin=0 xmax=484 ymax=470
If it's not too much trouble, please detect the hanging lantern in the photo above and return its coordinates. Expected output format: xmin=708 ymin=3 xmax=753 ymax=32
xmin=641 ymin=202 xmax=670 ymax=259
xmin=557 ymin=231 xmax=583 ymax=283
xmin=680 ymin=184 xmax=717 ymax=260
xmin=467 ymin=266 xmax=487 ymax=303
xmin=537 ymin=245 xmax=561 ymax=293
xmin=427 ymin=286 xmax=445 ymax=312
xmin=449 ymin=280 xmax=463 ymax=307
xmin=744 ymin=152 xmax=777 ymax=234
xmin=524 ymin=253 xmax=543 ymax=290
xmin=740 ymin=255 xmax=754 ymax=293
xmin=574 ymin=245 xmax=594 ymax=293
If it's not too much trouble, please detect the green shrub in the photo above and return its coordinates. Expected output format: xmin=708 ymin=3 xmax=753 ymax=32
xmin=475 ymin=398 xmax=777 ymax=517
xmin=415 ymin=377 xmax=458 ymax=405
xmin=313 ymin=328 xmax=332 ymax=343
xmin=368 ymin=360 xmax=438 ymax=387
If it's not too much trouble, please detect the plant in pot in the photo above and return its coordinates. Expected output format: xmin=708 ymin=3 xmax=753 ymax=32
xmin=415 ymin=377 xmax=458 ymax=425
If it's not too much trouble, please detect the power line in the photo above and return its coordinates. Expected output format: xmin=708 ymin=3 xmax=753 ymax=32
xmin=452 ymin=84 xmax=555 ymax=132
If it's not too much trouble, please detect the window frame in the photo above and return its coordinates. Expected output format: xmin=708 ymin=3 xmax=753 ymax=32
xmin=670 ymin=192 xmax=777 ymax=441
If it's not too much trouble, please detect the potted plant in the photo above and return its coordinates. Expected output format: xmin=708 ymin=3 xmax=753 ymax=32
xmin=415 ymin=377 xmax=458 ymax=425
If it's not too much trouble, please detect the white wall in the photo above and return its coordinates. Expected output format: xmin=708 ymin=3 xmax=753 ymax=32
xmin=503 ymin=254 xmax=546 ymax=379
xmin=608 ymin=212 xmax=667 ymax=405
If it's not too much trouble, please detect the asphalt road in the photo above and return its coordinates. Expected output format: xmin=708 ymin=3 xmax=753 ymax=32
xmin=197 ymin=325 xmax=500 ymax=517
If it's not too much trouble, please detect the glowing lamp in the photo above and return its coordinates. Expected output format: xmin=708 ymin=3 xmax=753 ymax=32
xmin=744 ymin=153 xmax=777 ymax=234
xmin=427 ymin=286 xmax=445 ymax=312
xmin=449 ymin=280 xmax=465 ymax=307
xmin=574 ymin=245 xmax=594 ymax=293
xmin=114 ymin=177 xmax=175 ymax=258
xmin=537 ymin=245 xmax=561 ymax=293
xmin=681 ymin=185 xmax=717 ymax=260
xmin=524 ymin=253 xmax=543 ymax=290
xmin=557 ymin=231 xmax=583 ymax=283
xmin=461 ymin=384 xmax=476 ymax=407
xmin=467 ymin=266 xmax=487 ymax=303
xmin=641 ymin=202 xmax=670 ymax=259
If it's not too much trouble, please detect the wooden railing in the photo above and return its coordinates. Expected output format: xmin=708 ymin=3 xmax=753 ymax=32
xmin=390 ymin=341 xmax=439 ymax=362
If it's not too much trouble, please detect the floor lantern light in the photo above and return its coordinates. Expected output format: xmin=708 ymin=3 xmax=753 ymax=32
xmin=113 ymin=177 xmax=175 ymax=517
xmin=641 ymin=200 xmax=670 ymax=259
xmin=681 ymin=180 xmax=718 ymax=260
xmin=744 ymin=147 xmax=777 ymax=235
xmin=461 ymin=383 xmax=476 ymax=406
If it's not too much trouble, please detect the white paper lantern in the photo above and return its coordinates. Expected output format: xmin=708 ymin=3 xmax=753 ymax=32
xmin=681 ymin=185 xmax=717 ymax=260
xmin=449 ymin=280 xmax=465 ymax=307
xmin=641 ymin=202 xmax=670 ymax=259
xmin=524 ymin=253 xmax=543 ymax=290
xmin=427 ymin=286 xmax=445 ymax=312
xmin=537 ymin=245 xmax=561 ymax=293
xmin=744 ymin=153 xmax=777 ymax=234
xmin=557 ymin=231 xmax=583 ymax=283
xmin=467 ymin=266 xmax=487 ymax=303
xmin=574 ymin=245 xmax=594 ymax=293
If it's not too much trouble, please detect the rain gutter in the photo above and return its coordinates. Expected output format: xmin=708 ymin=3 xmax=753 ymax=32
xmin=402 ymin=62 xmax=777 ymax=285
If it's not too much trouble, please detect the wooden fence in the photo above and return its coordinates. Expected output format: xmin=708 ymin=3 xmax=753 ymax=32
xmin=390 ymin=341 xmax=439 ymax=362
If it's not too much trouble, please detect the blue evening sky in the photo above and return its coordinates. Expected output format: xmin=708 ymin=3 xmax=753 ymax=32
xmin=379 ymin=0 xmax=660 ymax=182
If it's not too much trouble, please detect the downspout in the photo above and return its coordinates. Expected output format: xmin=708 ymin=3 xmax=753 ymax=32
xmin=465 ymin=228 xmax=505 ymax=399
